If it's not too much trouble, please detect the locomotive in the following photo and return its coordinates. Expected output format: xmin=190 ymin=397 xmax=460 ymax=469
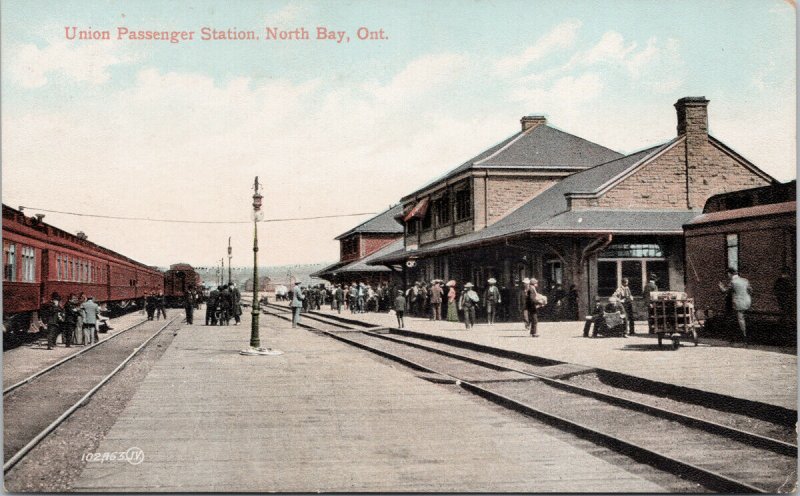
xmin=2 ymin=205 xmax=201 ymax=347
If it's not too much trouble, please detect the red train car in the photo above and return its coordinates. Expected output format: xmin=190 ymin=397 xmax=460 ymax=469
xmin=163 ymin=263 xmax=201 ymax=307
xmin=2 ymin=205 xmax=164 ymax=343
xmin=683 ymin=181 xmax=796 ymax=344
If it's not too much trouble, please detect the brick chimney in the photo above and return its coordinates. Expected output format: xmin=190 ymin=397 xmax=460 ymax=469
xmin=675 ymin=96 xmax=709 ymax=136
xmin=520 ymin=115 xmax=546 ymax=131
xmin=675 ymin=96 xmax=709 ymax=209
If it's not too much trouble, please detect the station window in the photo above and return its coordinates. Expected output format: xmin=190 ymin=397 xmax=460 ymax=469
xmin=56 ymin=255 xmax=62 ymax=281
xmin=597 ymin=242 xmax=669 ymax=297
xmin=454 ymin=187 xmax=471 ymax=221
xmin=434 ymin=193 xmax=450 ymax=226
xmin=433 ymin=257 xmax=446 ymax=281
xmin=421 ymin=204 xmax=433 ymax=230
xmin=726 ymin=234 xmax=739 ymax=272
xmin=21 ymin=246 xmax=35 ymax=282
xmin=4 ymin=243 xmax=16 ymax=281
xmin=406 ymin=219 xmax=418 ymax=235
xmin=545 ymin=259 xmax=563 ymax=290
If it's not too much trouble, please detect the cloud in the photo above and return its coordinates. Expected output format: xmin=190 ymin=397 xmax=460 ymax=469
xmin=495 ymin=19 xmax=582 ymax=73
xmin=266 ymin=1 xmax=312 ymax=26
xmin=1 ymin=53 xmax=506 ymax=265
xmin=8 ymin=38 xmax=136 ymax=88
xmin=365 ymin=52 xmax=470 ymax=104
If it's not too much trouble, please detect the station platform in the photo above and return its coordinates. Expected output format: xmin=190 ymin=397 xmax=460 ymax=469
xmin=73 ymin=311 xmax=668 ymax=492
xmin=303 ymin=306 xmax=797 ymax=411
xmin=2 ymin=311 xmax=154 ymax=390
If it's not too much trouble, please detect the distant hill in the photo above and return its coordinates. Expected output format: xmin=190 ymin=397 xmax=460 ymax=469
xmin=184 ymin=263 xmax=332 ymax=287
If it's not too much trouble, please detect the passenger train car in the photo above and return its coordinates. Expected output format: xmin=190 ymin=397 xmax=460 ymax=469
xmin=683 ymin=181 xmax=796 ymax=344
xmin=163 ymin=263 xmax=202 ymax=307
xmin=2 ymin=205 xmax=165 ymax=346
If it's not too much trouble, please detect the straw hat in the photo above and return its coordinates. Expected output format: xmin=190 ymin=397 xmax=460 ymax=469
xmin=464 ymin=282 xmax=474 ymax=288
xmin=522 ymin=278 xmax=530 ymax=285
xmin=487 ymin=278 xmax=497 ymax=284
xmin=446 ymin=280 xmax=456 ymax=287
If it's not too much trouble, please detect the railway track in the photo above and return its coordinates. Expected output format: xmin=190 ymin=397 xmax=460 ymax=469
xmin=3 ymin=316 xmax=178 ymax=471
xmin=263 ymin=303 xmax=797 ymax=494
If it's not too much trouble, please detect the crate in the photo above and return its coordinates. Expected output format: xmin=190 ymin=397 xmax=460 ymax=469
xmin=647 ymin=293 xmax=699 ymax=349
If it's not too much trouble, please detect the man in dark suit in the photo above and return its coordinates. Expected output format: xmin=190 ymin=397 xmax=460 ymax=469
xmin=40 ymin=292 xmax=64 ymax=350
xmin=184 ymin=289 xmax=196 ymax=325
xmin=206 ymin=286 xmax=219 ymax=325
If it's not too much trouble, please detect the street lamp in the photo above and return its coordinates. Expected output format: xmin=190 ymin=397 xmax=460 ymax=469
xmin=227 ymin=237 xmax=232 ymax=285
xmin=240 ymin=176 xmax=282 ymax=356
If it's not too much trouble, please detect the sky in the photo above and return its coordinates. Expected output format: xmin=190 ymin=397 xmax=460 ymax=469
xmin=1 ymin=0 xmax=796 ymax=267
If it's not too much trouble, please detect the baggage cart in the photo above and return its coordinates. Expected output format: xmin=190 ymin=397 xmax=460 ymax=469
xmin=648 ymin=291 xmax=699 ymax=349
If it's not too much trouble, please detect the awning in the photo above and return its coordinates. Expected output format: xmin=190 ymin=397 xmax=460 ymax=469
xmin=403 ymin=197 xmax=430 ymax=222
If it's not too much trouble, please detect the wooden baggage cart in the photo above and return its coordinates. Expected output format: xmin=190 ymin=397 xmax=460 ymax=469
xmin=648 ymin=291 xmax=699 ymax=349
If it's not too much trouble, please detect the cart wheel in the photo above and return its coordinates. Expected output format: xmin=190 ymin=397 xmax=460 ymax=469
xmin=692 ymin=329 xmax=698 ymax=346
xmin=657 ymin=335 xmax=663 ymax=347
xmin=672 ymin=338 xmax=680 ymax=350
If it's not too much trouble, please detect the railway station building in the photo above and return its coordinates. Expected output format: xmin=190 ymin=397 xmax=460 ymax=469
xmin=311 ymin=204 xmax=404 ymax=286
xmin=368 ymin=97 xmax=775 ymax=320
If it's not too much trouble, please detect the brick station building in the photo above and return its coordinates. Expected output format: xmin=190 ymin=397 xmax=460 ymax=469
xmin=311 ymin=204 xmax=404 ymax=286
xmin=368 ymin=97 xmax=775 ymax=320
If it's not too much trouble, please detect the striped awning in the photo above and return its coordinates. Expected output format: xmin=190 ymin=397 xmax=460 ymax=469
xmin=403 ymin=197 xmax=430 ymax=222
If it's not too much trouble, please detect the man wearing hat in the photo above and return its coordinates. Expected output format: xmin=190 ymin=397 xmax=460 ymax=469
xmin=81 ymin=295 xmax=101 ymax=345
xmin=290 ymin=281 xmax=305 ymax=328
xmin=40 ymin=292 xmax=64 ymax=350
xmin=525 ymin=278 xmax=544 ymax=337
xmin=429 ymin=280 xmax=443 ymax=321
xmin=484 ymin=278 xmax=501 ymax=325
xmin=458 ymin=283 xmax=480 ymax=329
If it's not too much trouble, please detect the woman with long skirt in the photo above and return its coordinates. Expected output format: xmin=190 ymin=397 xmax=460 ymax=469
xmin=446 ymin=281 xmax=459 ymax=322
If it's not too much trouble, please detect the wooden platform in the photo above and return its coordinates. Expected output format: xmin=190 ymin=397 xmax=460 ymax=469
xmin=73 ymin=312 xmax=666 ymax=492
xmin=307 ymin=307 xmax=798 ymax=410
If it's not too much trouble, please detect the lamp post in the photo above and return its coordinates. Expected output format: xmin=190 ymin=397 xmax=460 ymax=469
xmin=227 ymin=237 xmax=232 ymax=285
xmin=240 ymin=176 xmax=282 ymax=356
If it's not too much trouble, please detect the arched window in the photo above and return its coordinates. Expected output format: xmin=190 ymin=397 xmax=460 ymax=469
xmin=598 ymin=242 xmax=669 ymax=297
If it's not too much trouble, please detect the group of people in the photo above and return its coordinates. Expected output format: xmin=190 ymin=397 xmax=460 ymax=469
xmin=204 ymin=283 xmax=242 ymax=326
xmin=143 ymin=291 xmax=167 ymax=321
xmin=38 ymin=292 xmax=109 ymax=349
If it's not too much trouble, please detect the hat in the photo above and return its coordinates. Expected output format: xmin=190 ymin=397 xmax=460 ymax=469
xmin=446 ymin=280 xmax=456 ymax=287
xmin=487 ymin=278 xmax=497 ymax=284
xmin=522 ymin=278 xmax=530 ymax=284
xmin=464 ymin=282 xmax=474 ymax=288
xmin=608 ymin=296 xmax=619 ymax=304
xmin=530 ymin=278 xmax=538 ymax=285
xmin=51 ymin=292 xmax=61 ymax=300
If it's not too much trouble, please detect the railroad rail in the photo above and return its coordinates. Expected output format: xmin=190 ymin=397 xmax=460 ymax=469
xmin=263 ymin=303 xmax=797 ymax=494
xmin=4 ymin=317 xmax=149 ymax=395
xmin=3 ymin=316 xmax=178 ymax=472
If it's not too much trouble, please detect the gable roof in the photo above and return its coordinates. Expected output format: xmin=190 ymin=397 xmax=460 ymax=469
xmin=315 ymin=238 xmax=404 ymax=278
xmin=335 ymin=203 xmax=404 ymax=240
xmin=369 ymin=141 xmax=698 ymax=264
xmin=402 ymin=123 xmax=623 ymax=201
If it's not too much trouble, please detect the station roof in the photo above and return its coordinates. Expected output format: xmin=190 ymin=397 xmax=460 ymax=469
xmin=685 ymin=201 xmax=796 ymax=227
xmin=334 ymin=204 xmax=404 ymax=240
xmin=369 ymin=141 xmax=701 ymax=265
xmin=402 ymin=122 xmax=623 ymax=201
xmin=315 ymin=238 xmax=404 ymax=278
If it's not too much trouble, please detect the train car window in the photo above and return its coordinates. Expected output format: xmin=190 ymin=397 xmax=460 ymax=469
xmin=4 ymin=243 xmax=16 ymax=281
xmin=726 ymin=234 xmax=739 ymax=272
xmin=22 ymin=247 xmax=35 ymax=282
